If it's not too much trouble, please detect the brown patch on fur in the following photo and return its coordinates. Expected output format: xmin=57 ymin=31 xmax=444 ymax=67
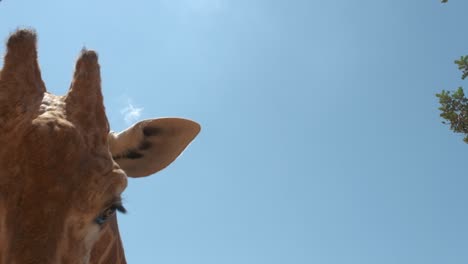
xmin=143 ymin=126 xmax=163 ymax=137
xmin=89 ymin=215 xmax=127 ymax=264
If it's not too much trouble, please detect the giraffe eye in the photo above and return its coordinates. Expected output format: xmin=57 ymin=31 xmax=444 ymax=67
xmin=95 ymin=204 xmax=127 ymax=225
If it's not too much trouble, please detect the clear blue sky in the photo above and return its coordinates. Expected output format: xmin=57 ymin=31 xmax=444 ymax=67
xmin=1 ymin=0 xmax=468 ymax=263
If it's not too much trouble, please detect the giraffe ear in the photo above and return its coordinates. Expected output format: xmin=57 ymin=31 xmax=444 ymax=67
xmin=109 ymin=118 xmax=200 ymax=177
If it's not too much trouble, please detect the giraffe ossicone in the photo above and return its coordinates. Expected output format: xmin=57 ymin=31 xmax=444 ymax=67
xmin=0 ymin=28 xmax=200 ymax=264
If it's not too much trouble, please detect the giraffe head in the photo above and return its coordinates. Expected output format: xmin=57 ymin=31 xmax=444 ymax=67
xmin=0 ymin=29 xmax=200 ymax=264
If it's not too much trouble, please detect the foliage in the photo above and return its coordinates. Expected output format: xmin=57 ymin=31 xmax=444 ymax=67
xmin=454 ymin=56 xmax=468 ymax=80
xmin=436 ymin=56 xmax=468 ymax=143
xmin=435 ymin=0 xmax=468 ymax=143
xmin=436 ymin=87 xmax=468 ymax=143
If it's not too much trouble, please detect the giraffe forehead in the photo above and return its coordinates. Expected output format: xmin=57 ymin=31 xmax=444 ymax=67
xmin=0 ymin=93 xmax=111 ymax=184
xmin=13 ymin=92 xmax=72 ymax=135
xmin=31 ymin=92 xmax=100 ymax=146
xmin=39 ymin=93 xmax=66 ymax=114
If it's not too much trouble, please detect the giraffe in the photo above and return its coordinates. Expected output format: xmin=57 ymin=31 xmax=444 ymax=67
xmin=0 ymin=29 xmax=200 ymax=264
